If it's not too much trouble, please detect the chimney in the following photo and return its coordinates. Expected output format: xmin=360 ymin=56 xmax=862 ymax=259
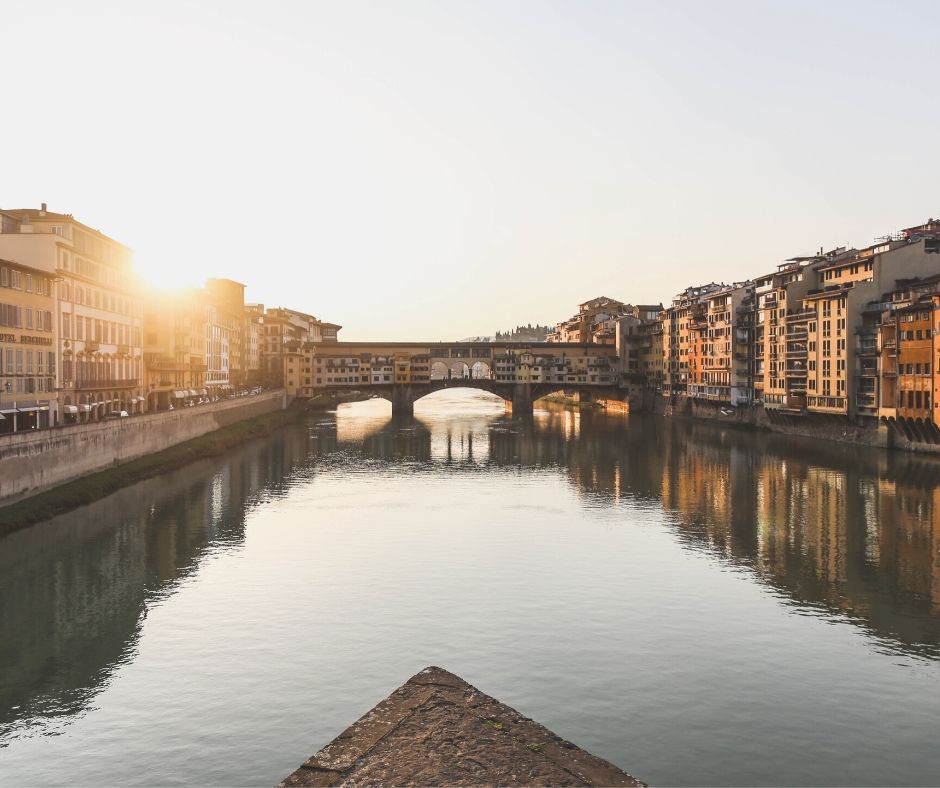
xmin=40 ymin=202 xmax=47 ymax=215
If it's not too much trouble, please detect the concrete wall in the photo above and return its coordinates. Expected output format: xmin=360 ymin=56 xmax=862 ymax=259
xmin=0 ymin=389 xmax=287 ymax=503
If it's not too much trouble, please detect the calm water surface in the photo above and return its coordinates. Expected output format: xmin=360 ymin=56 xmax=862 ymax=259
xmin=2 ymin=390 xmax=940 ymax=786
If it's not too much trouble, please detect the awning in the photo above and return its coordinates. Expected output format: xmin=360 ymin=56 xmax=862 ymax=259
xmin=187 ymin=389 xmax=197 ymax=397
xmin=18 ymin=405 xmax=49 ymax=413
xmin=0 ymin=407 xmax=17 ymax=415
xmin=198 ymin=388 xmax=208 ymax=396
xmin=131 ymin=396 xmax=143 ymax=404
xmin=0 ymin=413 xmax=5 ymax=420
xmin=79 ymin=404 xmax=92 ymax=412
xmin=64 ymin=405 xmax=79 ymax=414
xmin=172 ymin=390 xmax=186 ymax=398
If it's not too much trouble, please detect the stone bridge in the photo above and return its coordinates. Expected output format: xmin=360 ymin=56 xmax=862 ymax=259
xmin=284 ymin=341 xmax=621 ymax=416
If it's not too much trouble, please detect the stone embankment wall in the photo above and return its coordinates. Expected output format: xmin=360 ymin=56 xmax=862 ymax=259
xmin=0 ymin=390 xmax=287 ymax=503
xmin=648 ymin=395 xmax=899 ymax=449
xmin=558 ymin=387 xmax=940 ymax=455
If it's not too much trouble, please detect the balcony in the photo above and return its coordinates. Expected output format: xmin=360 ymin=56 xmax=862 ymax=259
xmin=787 ymin=309 xmax=815 ymax=322
xmin=147 ymin=360 xmax=182 ymax=372
xmin=75 ymin=378 xmax=138 ymax=390
xmin=84 ymin=340 xmax=100 ymax=353
xmin=116 ymin=344 xmax=130 ymax=356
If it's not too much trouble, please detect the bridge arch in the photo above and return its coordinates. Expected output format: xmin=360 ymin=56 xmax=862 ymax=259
xmin=430 ymin=361 xmax=448 ymax=380
xmin=448 ymin=361 xmax=470 ymax=379
xmin=471 ymin=361 xmax=492 ymax=380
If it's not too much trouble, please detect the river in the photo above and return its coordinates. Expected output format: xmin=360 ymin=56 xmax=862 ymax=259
xmin=1 ymin=390 xmax=939 ymax=786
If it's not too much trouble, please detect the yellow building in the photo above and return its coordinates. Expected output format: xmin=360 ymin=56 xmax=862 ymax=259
xmin=753 ymin=257 xmax=822 ymax=409
xmin=0 ymin=204 xmax=144 ymax=422
xmin=804 ymin=226 xmax=940 ymax=418
xmin=143 ymin=288 xmax=208 ymax=411
xmin=0 ymin=258 xmax=57 ymax=431
xmin=662 ymin=284 xmax=723 ymax=398
xmin=205 ymin=278 xmax=246 ymax=393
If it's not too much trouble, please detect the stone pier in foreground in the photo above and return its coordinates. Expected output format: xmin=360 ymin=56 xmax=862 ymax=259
xmin=279 ymin=666 xmax=645 ymax=787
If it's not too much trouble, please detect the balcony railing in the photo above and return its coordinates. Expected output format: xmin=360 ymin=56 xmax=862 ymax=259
xmin=787 ymin=309 xmax=816 ymax=322
xmin=74 ymin=378 xmax=138 ymax=390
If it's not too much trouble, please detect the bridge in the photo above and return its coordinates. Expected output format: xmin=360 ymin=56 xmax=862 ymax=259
xmin=283 ymin=341 xmax=621 ymax=416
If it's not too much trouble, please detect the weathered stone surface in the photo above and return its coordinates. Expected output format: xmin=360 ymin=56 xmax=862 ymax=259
xmin=279 ymin=666 xmax=645 ymax=787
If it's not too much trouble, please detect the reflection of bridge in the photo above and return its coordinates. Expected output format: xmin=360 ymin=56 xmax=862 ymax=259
xmin=285 ymin=341 xmax=621 ymax=416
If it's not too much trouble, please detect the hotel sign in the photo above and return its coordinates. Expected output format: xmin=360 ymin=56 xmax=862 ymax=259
xmin=0 ymin=333 xmax=53 ymax=346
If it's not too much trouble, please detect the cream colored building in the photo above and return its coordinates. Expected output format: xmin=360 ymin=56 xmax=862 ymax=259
xmin=0 ymin=204 xmax=144 ymax=422
xmin=0 ymin=257 xmax=57 ymax=430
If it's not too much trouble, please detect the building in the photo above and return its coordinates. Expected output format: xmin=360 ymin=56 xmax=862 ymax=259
xmin=244 ymin=303 xmax=265 ymax=386
xmin=264 ymin=306 xmax=342 ymax=390
xmin=803 ymin=222 xmax=940 ymax=418
xmin=0 ymin=204 xmax=144 ymax=423
xmin=549 ymin=296 xmax=631 ymax=344
xmin=0 ymin=258 xmax=57 ymax=431
xmin=143 ymin=288 xmax=208 ymax=411
xmin=753 ymin=257 xmax=827 ymax=410
xmin=695 ymin=282 xmax=754 ymax=405
xmin=661 ymin=284 xmax=723 ymax=398
xmin=204 ymin=278 xmax=246 ymax=396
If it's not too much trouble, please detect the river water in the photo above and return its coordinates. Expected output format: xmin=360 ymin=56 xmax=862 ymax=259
xmin=1 ymin=390 xmax=939 ymax=786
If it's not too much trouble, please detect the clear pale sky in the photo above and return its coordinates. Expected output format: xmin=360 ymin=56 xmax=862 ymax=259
xmin=4 ymin=1 xmax=938 ymax=340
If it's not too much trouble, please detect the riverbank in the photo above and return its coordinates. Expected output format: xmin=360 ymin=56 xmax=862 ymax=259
xmin=0 ymin=396 xmax=304 ymax=537
xmin=545 ymin=388 xmax=940 ymax=455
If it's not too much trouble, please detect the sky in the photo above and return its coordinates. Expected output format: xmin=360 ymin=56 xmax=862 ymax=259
xmin=3 ymin=0 xmax=939 ymax=340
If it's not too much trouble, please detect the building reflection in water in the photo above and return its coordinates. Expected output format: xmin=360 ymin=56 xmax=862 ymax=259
xmin=2 ymin=395 xmax=939 ymax=746
xmin=0 ymin=424 xmax=312 ymax=743
xmin=325 ymin=399 xmax=940 ymax=657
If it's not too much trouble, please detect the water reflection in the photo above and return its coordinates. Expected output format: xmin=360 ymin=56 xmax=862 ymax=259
xmin=1 ymin=394 xmax=939 ymax=753
xmin=0 ymin=425 xmax=312 ymax=742
xmin=323 ymin=399 xmax=940 ymax=657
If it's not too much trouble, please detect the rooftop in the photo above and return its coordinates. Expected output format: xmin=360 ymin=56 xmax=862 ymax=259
xmin=279 ymin=666 xmax=644 ymax=787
